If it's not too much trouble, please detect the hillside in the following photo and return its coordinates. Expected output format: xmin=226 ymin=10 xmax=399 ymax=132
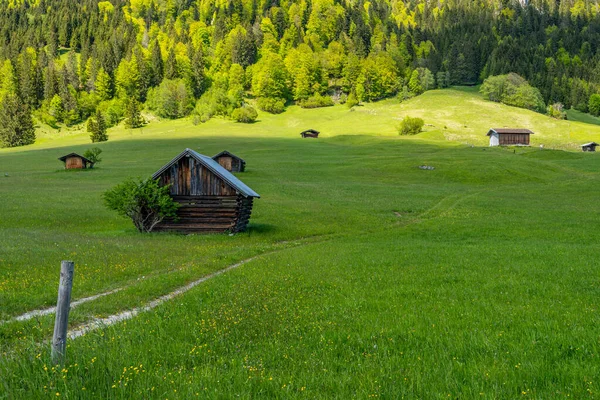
xmin=3 ymin=0 xmax=600 ymax=149
xmin=17 ymin=87 xmax=600 ymax=152
xmin=1 ymin=86 xmax=600 ymax=397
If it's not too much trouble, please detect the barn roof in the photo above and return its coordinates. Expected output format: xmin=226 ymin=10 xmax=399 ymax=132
xmin=301 ymin=129 xmax=320 ymax=134
xmin=581 ymin=142 xmax=599 ymax=147
xmin=152 ymin=148 xmax=259 ymax=198
xmin=58 ymin=153 xmax=93 ymax=164
xmin=487 ymin=128 xmax=534 ymax=136
xmin=212 ymin=150 xmax=245 ymax=163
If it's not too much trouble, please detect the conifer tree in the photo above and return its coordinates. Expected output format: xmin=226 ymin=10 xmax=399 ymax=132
xmin=0 ymin=94 xmax=36 ymax=148
xmin=165 ymin=47 xmax=178 ymax=80
xmin=124 ymin=96 xmax=144 ymax=128
xmin=150 ymin=40 xmax=164 ymax=87
xmin=89 ymin=110 xmax=108 ymax=142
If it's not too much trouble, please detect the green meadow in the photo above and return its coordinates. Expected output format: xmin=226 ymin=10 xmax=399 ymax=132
xmin=1 ymin=88 xmax=600 ymax=398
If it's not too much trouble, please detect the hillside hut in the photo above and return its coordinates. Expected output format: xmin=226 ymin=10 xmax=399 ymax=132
xmin=487 ymin=128 xmax=534 ymax=146
xmin=151 ymin=149 xmax=260 ymax=233
xmin=300 ymin=129 xmax=320 ymax=138
xmin=58 ymin=153 xmax=94 ymax=169
xmin=212 ymin=151 xmax=246 ymax=172
xmin=581 ymin=142 xmax=598 ymax=152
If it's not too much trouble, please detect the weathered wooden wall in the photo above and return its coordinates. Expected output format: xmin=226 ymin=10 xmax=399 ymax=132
xmin=65 ymin=157 xmax=83 ymax=169
xmin=154 ymin=194 xmax=254 ymax=233
xmin=498 ymin=133 xmax=530 ymax=145
xmin=157 ymin=156 xmax=237 ymax=196
xmin=214 ymin=155 xmax=244 ymax=172
xmin=154 ymin=155 xmax=254 ymax=233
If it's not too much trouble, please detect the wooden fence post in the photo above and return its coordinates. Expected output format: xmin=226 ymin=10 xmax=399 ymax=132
xmin=51 ymin=261 xmax=75 ymax=365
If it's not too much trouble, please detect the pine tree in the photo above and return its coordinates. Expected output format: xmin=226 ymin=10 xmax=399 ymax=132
xmin=165 ymin=47 xmax=178 ymax=80
xmin=95 ymin=67 xmax=113 ymax=100
xmin=124 ymin=96 xmax=144 ymax=128
xmin=150 ymin=40 xmax=164 ymax=87
xmin=89 ymin=110 xmax=108 ymax=142
xmin=0 ymin=94 xmax=36 ymax=148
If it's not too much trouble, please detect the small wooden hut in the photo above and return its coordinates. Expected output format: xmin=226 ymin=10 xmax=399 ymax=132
xmin=300 ymin=129 xmax=320 ymax=138
xmin=487 ymin=128 xmax=534 ymax=146
xmin=152 ymin=149 xmax=260 ymax=233
xmin=212 ymin=151 xmax=246 ymax=172
xmin=581 ymin=142 xmax=598 ymax=152
xmin=58 ymin=153 xmax=94 ymax=169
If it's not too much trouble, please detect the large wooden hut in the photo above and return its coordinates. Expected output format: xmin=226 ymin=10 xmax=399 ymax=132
xmin=487 ymin=128 xmax=534 ymax=146
xmin=152 ymin=149 xmax=260 ymax=233
xmin=212 ymin=151 xmax=246 ymax=172
xmin=58 ymin=153 xmax=94 ymax=169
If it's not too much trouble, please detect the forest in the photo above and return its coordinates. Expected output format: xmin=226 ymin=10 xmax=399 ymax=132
xmin=1 ymin=0 xmax=600 ymax=146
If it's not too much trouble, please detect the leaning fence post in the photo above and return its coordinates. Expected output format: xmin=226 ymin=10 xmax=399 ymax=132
xmin=51 ymin=261 xmax=75 ymax=365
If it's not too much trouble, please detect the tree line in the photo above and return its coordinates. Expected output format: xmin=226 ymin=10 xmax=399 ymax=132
xmin=1 ymin=0 xmax=600 ymax=146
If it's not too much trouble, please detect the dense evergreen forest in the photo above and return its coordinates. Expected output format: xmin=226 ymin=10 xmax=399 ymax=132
xmin=1 ymin=0 xmax=600 ymax=146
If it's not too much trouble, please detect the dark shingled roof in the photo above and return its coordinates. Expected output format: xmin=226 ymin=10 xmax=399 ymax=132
xmin=301 ymin=129 xmax=320 ymax=134
xmin=212 ymin=150 xmax=245 ymax=163
xmin=151 ymin=148 xmax=259 ymax=198
xmin=487 ymin=128 xmax=534 ymax=136
xmin=58 ymin=153 xmax=94 ymax=164
xmin=581 ymin=142 xmax=599 ymax=147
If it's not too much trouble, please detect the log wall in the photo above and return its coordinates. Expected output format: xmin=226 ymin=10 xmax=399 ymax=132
xmin=154 ymin=155 xmax=255 ymax=233
xmin=154 ymin=194 xmax=254 ymax=233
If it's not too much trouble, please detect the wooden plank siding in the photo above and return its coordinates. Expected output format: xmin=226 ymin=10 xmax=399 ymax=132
xmin=153 ymin=195 xmax=254 ymax=233
xmin=154 ymin=154 xmax=255 ymax=233
xmin=65 ymin=157 xmax=83 ymax=169
xmin=498 ymin=133 xmax=530 ymax=146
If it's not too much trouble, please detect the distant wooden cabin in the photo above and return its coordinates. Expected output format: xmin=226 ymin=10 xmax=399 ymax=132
xmin=152 ymin=149 xmax=260 ymax=233
xmin=300 ymin=129 xmax=320 ymax=138
xmin=212 ymin=151 xmax=246 ymax=172
xmin=487 ymin=128 xmax=534 ymax=146
xmin=581 ymin=142 xmax=598 ymax=152
xmin=58 ymin=153 xmax=94 ymax=169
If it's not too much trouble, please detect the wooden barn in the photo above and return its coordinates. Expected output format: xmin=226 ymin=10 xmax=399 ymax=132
xmin=581 ymin=142 xmax=598 ymax=152
xmin=58 ymin=153 xmax=94 ymax=169
xmin=487 ymin=128 xmax=534 ymax=146
xmin=300 ymin=129 xmax=320 ymax=138
xmin=151 ymin=149 xmax=260 ymax=233
xmin=212 ymin=151 xmax=246 ymax=172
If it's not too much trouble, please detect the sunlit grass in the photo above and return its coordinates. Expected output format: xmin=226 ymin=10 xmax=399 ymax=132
xmin=1 ymin=89 xmax=600 ymax=397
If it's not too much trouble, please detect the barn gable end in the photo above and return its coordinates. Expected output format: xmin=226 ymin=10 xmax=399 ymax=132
xmin=151 ymin=149 xmax=259 ymax=233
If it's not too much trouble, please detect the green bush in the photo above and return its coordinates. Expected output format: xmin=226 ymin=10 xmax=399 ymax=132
xmin=480 ymin=73 xmax=546 ymax=113
xmin=147 ymin=79 xmax=194 ymax=119
xmin=257 ymin=97 xmax=286 ymax=114
xmin=589 ymin=94 xmax=600 ymax=116
xmin=298 ymin=94 xmax=334 ymax=109
xmin=97 ymin=99 xmax=125 ymax=128
xmin=193 ymin=87 xmax=234 ymax=123
xmin=83 ymin=147 xmax=103 ymax=167
xmin=398 ymin=116 xmax=424 ymax=135
xmin=346 ymin=92 xmax=358 ymax=108
xmin=547 ymin=103 xmax=567 ymax=120
xmin=103 ymin=178 xmax=179 ymax=233
xmin=231 ymin=105 xmax=258 ymax=123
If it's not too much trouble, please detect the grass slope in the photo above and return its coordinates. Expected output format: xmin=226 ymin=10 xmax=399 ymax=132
xmin=1 ymin=89 xmax=600 ymax=398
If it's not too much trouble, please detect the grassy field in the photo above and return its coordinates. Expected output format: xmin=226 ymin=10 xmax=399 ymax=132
xmin=1 ymin=88 xmax=600 ymax=398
